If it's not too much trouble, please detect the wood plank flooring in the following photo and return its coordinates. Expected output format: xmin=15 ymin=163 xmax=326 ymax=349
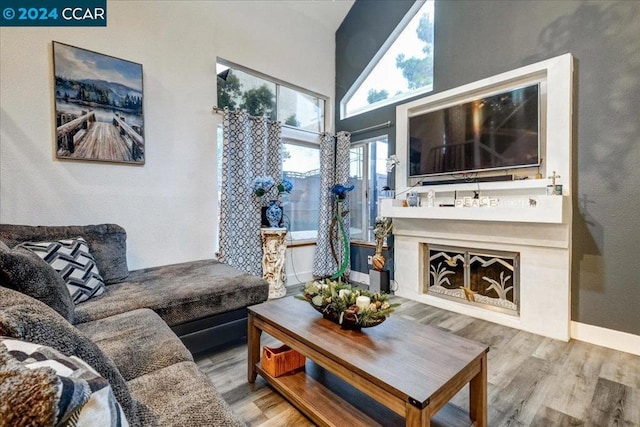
xmin=195 ymin=293 xmax=640 ymax=426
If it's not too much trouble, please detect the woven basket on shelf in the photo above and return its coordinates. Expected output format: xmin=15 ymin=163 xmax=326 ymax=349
xmin=262 ymin=345 xmax=305 ymax=378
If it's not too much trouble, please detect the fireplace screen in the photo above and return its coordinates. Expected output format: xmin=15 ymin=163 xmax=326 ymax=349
xmin=425 ymin=245 xmax=519 ymax=315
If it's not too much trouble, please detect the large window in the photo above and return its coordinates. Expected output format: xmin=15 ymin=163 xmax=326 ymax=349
xmin=215 ymin=59 xmax=327 ymax=243
xmin=341 ymin=0 xmax=434 ymax=119
xmin=349 ymin=136 xmax=389 ymax=242
xmin=217 ymin=59 xmax=325 ymax=133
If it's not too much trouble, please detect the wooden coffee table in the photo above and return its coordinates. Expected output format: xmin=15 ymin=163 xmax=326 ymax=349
xmin=248 ymin=296 xmax=488 ymax=427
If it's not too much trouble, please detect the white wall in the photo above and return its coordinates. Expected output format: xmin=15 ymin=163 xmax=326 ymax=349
xmin=0 ymin=1 xmax=335 ymax=271
xmin=285 ymin=244 xmax=315 ymax=286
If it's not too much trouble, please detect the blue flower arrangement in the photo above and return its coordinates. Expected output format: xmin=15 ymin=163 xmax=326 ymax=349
xmin=329 ymin=183 xmax=354 ymax=279
xmin=331 ymin=183 xmax=355 ymax=200
xmin=252 ymin=176 xmax=294 ymax=198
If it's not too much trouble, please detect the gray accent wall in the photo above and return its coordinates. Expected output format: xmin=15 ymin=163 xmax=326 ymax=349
xmin=337 ymin=0 xmax=640 ymax=335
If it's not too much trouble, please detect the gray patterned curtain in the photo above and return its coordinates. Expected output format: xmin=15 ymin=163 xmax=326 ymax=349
xmin=218 ymin=110 xmax=282 ymax=276
xmin=313 ymin=131 xmax=351 ymax=278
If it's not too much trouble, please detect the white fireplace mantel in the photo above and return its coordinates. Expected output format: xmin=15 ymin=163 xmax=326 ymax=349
xmin=386 ymin=54 xmax=574 ymax=341
xmin=381 ymin=195 xmax=569 ymax=224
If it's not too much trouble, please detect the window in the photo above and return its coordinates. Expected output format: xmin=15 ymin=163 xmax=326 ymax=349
xmin=278 ymin=86 xmax=325 ymax=134
xmin=215 ymin=59 xmax=327 ymax=242
xmin=341 ymin=0 xmax=434 ymax=119
xmin=217 ymin=59 xmax=325 ymax=133
xmin=282 ymin=142 xmax=320 ymax=240
xmin=349 ymin=136 xmax=389 ymax=242
xmin=215 ymin=135 xmax=321 ymax=242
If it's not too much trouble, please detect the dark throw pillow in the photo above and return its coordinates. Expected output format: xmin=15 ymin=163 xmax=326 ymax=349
xmin=17 ymin=237 xmax=105 ymax=304
xmin=0 ymin=241 xmax=74 ymax=322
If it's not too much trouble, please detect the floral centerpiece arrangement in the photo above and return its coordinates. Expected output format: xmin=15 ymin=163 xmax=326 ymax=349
xmin=252 ymin=176 xmax=294 ymax=228
xmin=296 ymin=279 xmax=399 ymax=329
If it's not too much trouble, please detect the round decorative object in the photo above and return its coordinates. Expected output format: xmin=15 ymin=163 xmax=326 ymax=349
xmin=372 ymin=253 xmax=386 ymax=271
xmin=299 ymin=279 xmax=397 ymax=331
xmin=313 ymin=305 xmax=386 ymax=330
xmin=265 ymin=200 xmax=282 ymax=228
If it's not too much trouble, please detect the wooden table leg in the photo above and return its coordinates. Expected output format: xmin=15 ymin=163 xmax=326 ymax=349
xmin=469 ymin=351 xmax=487 ymax=427
xmin=247 ymin=312 xmax=262 ymax=383
xmin=405 ymin=402 xmax=431 ymax=427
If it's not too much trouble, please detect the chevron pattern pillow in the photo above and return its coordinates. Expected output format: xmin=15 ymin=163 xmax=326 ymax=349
xmin=17 ymin=238 xmax=105 ymax=304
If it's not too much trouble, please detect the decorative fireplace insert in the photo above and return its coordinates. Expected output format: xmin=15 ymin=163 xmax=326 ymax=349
xmin=424 ymin=244 xmax=520 ymax=315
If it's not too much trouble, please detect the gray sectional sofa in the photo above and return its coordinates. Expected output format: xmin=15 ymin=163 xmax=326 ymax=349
xmin=0 ymin=223 xmax=269 ymax=426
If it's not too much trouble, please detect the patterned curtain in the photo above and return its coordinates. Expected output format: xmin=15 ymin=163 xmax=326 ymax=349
xmin=218 ymin=110 xmax=282 ymax=276
xmin=313 ymin=131 xmax=351 ymax=278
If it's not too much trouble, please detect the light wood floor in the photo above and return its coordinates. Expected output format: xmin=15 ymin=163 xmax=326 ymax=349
xmin=195 ymin=293 xmax=640 ymax=426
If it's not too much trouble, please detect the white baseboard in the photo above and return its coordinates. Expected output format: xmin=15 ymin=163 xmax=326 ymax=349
xmin=286 ymin=271 xmax=313 ymax=286
xmin=287 ymin=270 xmax=372 ymax=287
xmin=350 ymin=270 xmax=370 ymax=286
xmin=288 ymin=270 xmax=371 ymax=287
xmin=571 ymin=321 xmax=640 ymax=356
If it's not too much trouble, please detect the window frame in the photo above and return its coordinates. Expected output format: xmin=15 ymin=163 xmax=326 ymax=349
xmin=349 ymin=134 xmax=389 ymax=244
xmin=217 ymin=57 xmax=329 ymax=134
xmin=215 ymin=58 xmax=329 ymax=246
xmin=340 ymin=0 xmax=434 ymax=119
xmin=281 ymin=137 xmax=322 ymax=243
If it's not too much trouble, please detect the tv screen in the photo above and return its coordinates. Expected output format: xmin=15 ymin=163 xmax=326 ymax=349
xmin=408 ymin=84 xmax=540 ymax=178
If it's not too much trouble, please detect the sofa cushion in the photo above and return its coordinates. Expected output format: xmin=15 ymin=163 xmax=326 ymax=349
xmin=0 ymin=286 xmax=137 ymax=425
xmin=76 ymin=309 xmax=193 ymax=381
xmin=1 ymin=338 xmax=128 ymax=427
xmin=0 ymin=224 xmax=129 ymax=284
xmin=0 ymin=242 xmax=74 ymax=322
xmin=128 ymin=361 xmax=244 ymax=427
xmin=74 ymin=259 xmax=269 ymax=326
xmin=17 ymin=237 xmax=106 ymax=304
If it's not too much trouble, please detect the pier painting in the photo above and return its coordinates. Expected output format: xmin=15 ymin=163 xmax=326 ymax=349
xmin=53 ymin=42 xmax=144 ymax=165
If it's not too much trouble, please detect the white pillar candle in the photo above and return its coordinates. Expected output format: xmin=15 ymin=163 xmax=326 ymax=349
xmin=338 ymin=289 xmax=351 ymax=299
xmin=356 ymin=296 xmax=371 ymax=312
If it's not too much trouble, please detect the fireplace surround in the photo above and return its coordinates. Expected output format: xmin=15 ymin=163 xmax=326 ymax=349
xmin=382 ymin=54 xmax=573 ymax=341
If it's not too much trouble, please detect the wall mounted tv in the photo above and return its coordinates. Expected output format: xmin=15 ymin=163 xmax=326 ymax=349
xmin=408 ymin=84 xmax=540 ymax=178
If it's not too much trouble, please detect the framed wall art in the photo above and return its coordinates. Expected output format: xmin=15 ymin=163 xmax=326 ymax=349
xmin=53 ymin=41 xmax=145 ymax=165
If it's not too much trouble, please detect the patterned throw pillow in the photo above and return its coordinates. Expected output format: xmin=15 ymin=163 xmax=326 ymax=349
xmin=17 ymin=238 xmax=105 ymax=304
xmin=0 ymin=287 xmax=136 ymax=423
xmin=0 ymin=337 xmax=128 ymax=427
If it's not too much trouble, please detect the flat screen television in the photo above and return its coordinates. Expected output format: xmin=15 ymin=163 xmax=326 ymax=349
xmin=408 ymin=84 xmax=540 ymax=178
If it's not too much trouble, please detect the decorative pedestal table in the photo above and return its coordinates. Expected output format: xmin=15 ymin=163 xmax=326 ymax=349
xmin=261 ymin=227 xmax=287 ymax=299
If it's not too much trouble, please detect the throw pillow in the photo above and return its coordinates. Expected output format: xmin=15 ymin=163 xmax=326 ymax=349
xmin=0 ymin=224 xmax=130 ymax=285
xmin=0 ymin=286 xmax=137 ymax=425
xmin=1 ymin=337 xmax=129 ymax=427
xmin=0 ymin=242 xmax=74 ymax=322
xmin=17 ymin=237 xmax=105 ymax=304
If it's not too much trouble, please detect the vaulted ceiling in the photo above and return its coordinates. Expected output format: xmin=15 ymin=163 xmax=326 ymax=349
xmin=281 ymin=1 xmax=354 ymax=32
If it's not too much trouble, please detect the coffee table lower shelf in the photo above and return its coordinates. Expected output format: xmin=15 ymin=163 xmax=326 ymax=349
xmin=255 ymin=363 xmax=381 ymax=427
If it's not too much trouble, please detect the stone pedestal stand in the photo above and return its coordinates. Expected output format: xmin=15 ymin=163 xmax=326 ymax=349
xmin=261 ymin=228 xmax=287 ymax=299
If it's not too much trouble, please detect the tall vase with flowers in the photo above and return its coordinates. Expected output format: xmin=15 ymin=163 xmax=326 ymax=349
xmin=252 ymin=176 xmax=294 ymax=228
xmin=330 ymin=183 xmax=354 ymax=280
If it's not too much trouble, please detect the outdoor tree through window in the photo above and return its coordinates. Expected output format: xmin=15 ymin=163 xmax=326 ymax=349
xmin=342 ymin=0 xmax=434 ymax=118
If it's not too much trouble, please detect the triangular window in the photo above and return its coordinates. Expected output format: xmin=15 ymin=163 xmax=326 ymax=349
xmin=341 ymin=0 xmax=434 ymax=119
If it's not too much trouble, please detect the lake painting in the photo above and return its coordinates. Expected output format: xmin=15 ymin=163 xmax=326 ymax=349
xmin=53 ymin=42 xmax=144 ymax=165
